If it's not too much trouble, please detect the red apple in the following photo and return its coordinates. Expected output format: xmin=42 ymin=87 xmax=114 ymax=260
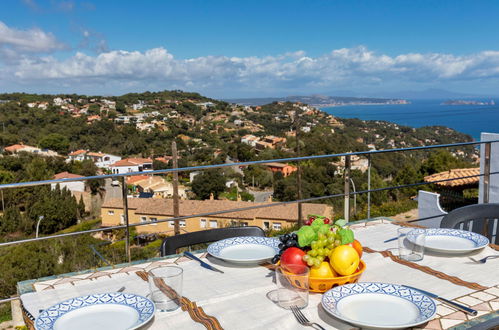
xmin=280 ymin=247 xmax=307 ymax=273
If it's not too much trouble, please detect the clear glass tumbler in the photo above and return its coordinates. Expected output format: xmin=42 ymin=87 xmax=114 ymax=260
xmin=148 ymin=265 xmax=183 ymax=312
xmin=398 ymin=227 xmax=426 ymax=262
xmin=276 ymin=265 xmax=309 ymax=309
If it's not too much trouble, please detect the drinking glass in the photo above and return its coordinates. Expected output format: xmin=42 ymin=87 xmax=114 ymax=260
xmin=398 ymin=227 xmax=425 ymax=261
xmin=148 ymin=265 xmax=183 ymax=312
xmin=276 ymin=265 xmax=309 ymax=309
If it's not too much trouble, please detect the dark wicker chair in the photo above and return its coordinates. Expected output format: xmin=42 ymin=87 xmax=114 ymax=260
xmin=160 ymin=226 xmax=265 ymax=256
xmin=440 ymin=203 xmax=499 ymax=244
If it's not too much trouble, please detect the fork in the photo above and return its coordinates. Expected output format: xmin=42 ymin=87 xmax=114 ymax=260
xmin=290 ymin=305 xmax=326 ymax=330
xmin=469 ymin=255 xmax=499 ymax=263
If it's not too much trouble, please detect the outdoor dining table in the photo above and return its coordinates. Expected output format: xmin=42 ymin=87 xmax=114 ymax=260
xmin=17 ymin=219 xmax=499 ymax=329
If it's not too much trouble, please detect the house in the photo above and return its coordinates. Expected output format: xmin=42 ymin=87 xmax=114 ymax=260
xmin=109 ymin=158 xmax=153 ymax=174
xmin=67 ymin=150 xmax=121 ymax=169
xmin=255 ymin=140 xmax=274 ymax=151
xmin=132 ymin=176 xmax=187 ymax=199
xmin=67 ymin=150 xmax=87 ymax=162
xmin=87 ymin=115 xmax=101 ymax=123
xmin=4 ymin=143 xmax=59 ymax=157
xmin=51 ymin=172 xmax=85 ymax=192
xmin=241 ymin=134 xmax=259 ymax=147
xmin=101 ymin=198 xmax=332 ymax=234
xmin=265 ymin=163 xmax=298 ymax=177
xmin=101 ymin=99 xmax=116 ymax=109
xmin=195 ymin=102 xmax=215 ymax=109
xmin=264 ymin=135 xmax=286 ymax=146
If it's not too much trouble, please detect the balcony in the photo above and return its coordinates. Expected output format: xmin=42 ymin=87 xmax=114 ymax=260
xmin=0 ymin=136 xmax=498 ymax=327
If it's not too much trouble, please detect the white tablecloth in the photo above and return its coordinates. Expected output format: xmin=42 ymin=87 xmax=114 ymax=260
xmin=19 ymin=219 xmax=499 ymax=329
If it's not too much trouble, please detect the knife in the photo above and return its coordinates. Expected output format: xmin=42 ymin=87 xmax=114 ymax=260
xmin=184 ymin=251 xmax=224 ymax=274
xmin=404 ymin=285 xmax=477 ymax=316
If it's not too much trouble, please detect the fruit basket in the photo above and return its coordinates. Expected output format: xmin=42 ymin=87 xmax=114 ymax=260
xmin=282 ymin=260 xmax=366 ymax=293
xmin=308 ymin=259 xmax=366 ymax=292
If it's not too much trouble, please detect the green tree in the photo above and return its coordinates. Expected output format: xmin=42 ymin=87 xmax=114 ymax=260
xmin=115 ymin=102 xmax=126 ymax=113
xmin=191 ymin=170 xmax=226 ymax=199
xmin=243 ymin=165 xmax=273 ymax=188
xmin=420 ymin=150 xmax=471 ymax=176
xmin=88 ymin=104 xmax=100 ymax=114
xmin=0 ymin=206 xmax=23 ymax=234
xmin=78 ymin=159 xmax=103 ymax=194
xmin=39 ymin=133 xmax=70 ymax=154
xmin=28 ymin=186 xmax=79 ymax=234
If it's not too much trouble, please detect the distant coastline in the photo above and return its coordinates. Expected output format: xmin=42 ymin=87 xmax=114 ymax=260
xmin=442 ymin=99 xmax=495 ymax=106
xmin=226 ymin=95 xmax=410 ymax=107
xmin=313 ymin=100 xmax=410 ymax=107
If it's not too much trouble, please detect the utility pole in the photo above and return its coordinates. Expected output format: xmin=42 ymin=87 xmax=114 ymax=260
xmin=294 ymin=109 xmax=303 ymax=227
xmin=172 ymin=142 xmax=180 ymax=236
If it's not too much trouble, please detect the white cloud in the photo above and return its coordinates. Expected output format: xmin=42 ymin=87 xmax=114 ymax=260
xmin=0 ymin=21 xmax=65 ymax=53
xmin=2 ymin=43 xmax=499 ymax=96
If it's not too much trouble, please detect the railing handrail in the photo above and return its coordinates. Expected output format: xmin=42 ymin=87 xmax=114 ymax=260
xmin=0 ymin=139 xmax=496 ymax=190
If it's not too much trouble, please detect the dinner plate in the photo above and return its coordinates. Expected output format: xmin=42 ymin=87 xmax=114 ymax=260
xmin=407 ymin=228 xmax=489 ymax=254
xmin=34 ymin=292 xmax=155 ymax=330
xmin=207 ymin=236 xmax=279 ymax=264
xmin=321 ymin=282 xmax=437 ymax=329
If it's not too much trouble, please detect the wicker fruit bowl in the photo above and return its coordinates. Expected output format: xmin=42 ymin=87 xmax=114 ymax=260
xmin=282 ymin=260 xmax=366 ymax=293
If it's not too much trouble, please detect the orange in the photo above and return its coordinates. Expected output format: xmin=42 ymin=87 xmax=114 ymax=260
xmin=347 ymin=239 xmax=363 ymax=258
xmin=329 ymin=245 xmax=360 ymax=276
xmin=309 ymin=261 xmax=337 ymax=278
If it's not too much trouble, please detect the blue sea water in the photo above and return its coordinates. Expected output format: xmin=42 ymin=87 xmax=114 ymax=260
xmin=321 ymin=99 xmax=499 ymax=141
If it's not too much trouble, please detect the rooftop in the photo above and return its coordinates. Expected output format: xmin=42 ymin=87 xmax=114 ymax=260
xmin=424 ymin=168 xmax=480 ymax=187
xmin=102 ymin=198 xmax=331 ymax=221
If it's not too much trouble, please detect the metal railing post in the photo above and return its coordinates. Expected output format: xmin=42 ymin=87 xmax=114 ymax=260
xmin=483 ymin=142 xmax=491 ymax=204
xmin=172 ymin=142 xmax=180 ymax=235
xmin=344 ymin=155 xmax=351 ymax=221
xmin=367 ymin=154 xmax=372 ymax=220
xmin=121 ymin=176 xmax=131 ymax=263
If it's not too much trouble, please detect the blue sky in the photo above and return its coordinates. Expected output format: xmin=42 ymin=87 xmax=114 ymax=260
xmin=1 ymin=0 xmax=499 ymax=98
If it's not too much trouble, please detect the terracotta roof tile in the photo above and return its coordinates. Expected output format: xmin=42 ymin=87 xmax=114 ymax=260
xmin=110 ymin=158 xmax=153 ymax=167
xmin=87 ymin=152 xmax=106 ymax=157
xmin=5 ymin=144 xmax=29 ymax=152
xmin=424 ymin=168 xmax=479 ymax=187
xmin=69 ymin=149 xmax=87 ymax=156
xmin=54 ymin=171 xmax=85 ymax=179
xmin=127 ymin=175 xmax=151 ymax=184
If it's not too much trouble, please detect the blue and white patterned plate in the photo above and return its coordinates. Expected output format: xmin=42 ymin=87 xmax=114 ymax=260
xmin=407 ymin=228 xmax=489 ymax=254
xmin=322 ymin=282 xmax=437 ymax=329
xmin=35 ymin=292 xmax=155 ymax=330
xmin=207 ymin=236 xmax=279 ymax=264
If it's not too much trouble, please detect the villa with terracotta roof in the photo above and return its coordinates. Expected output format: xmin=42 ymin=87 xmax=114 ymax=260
xmin=265 ymin=162 xmax=298 ymax=177
xmin=67 ymin=150 xmax=121 ymax=169
xmin=109 ymin=158 xmax=153 ymax=174
xmin=131 ymin=176 xmax=188 ymax=199
xmin=101 ymin=198 xmax=332 ymax=234
xmin=4 ymin=143 xmax=59 ymax=157
xmin=51 ymin=172 xmax=85 ymax=192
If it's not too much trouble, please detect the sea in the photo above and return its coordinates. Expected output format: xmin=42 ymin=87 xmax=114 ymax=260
xmin=320 ymin=99 xmax=499 ymax=141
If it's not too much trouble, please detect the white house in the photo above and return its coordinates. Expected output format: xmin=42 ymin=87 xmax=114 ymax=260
xmin=241 ymin=134 xmax=259 ymax=147
xmin=67 ymin=150 xmax=121 ymax=169
xmin=51 ymin=172 xmax=85 ymax=192
xmin=67 ymin=150 xmax=87 ymax=162
xmin=110 ymin=158 xmax=153 ymax=174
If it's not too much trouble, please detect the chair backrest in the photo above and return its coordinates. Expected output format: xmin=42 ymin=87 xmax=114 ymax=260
xmin=160 ymin=226 xmax=266 ymax=256
xmin=440 ymin=203 xmax=499 ymax=244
